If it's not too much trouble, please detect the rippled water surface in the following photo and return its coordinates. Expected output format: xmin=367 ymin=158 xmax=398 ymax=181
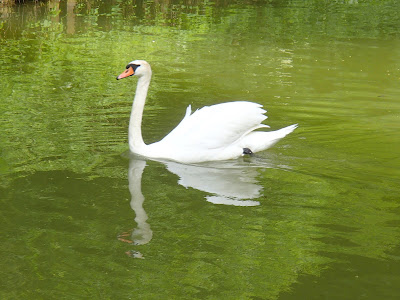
xmin=1 ymin=1 xmax=400 ymax=299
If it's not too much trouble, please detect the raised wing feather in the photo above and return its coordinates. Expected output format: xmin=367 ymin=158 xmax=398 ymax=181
xmin=159 ymin=101 xmax=268 ymax=150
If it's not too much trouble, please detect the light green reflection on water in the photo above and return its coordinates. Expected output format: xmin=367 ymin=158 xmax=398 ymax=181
xmin=1 ymin=0 xmax=400 ymax=299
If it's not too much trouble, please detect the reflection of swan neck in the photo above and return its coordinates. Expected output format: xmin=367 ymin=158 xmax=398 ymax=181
xmin=129 ymin=74 xmax=151 ymax=152
xmin=128 ymin=159 xmax=152 ymax=245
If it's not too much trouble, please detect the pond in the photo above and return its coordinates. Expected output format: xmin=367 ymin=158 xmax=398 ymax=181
xmin=1 ymin=0 xmax=400 ymax=299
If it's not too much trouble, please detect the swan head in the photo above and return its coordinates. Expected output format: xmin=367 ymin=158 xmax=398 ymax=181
xmin=116 ymin=60 xmax=152 ymax=80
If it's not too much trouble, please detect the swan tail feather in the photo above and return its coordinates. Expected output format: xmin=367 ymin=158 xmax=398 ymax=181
xmin=241 ymin=124 xmax=298 ymax=153
xmin=185 ymin=105 xmax=192 ymax=118
xmin=273 ymin=124 xmax=298 ymax=138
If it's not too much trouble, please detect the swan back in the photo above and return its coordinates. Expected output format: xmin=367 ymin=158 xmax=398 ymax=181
xmin=161 ymin=101 xmax=267 ymax=150
xmin=145 ymin=101 xmax=285 ymax=162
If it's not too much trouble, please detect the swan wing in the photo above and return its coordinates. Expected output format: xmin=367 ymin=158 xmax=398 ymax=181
xmin=160 ymin=101 xmax=267 ymax=150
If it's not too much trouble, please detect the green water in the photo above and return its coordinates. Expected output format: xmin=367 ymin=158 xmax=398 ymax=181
xmin=1 ymin=0 xmax=400 ymax=299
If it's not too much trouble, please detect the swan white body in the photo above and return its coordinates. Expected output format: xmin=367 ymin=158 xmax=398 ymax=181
xmin=117 ymin=60 xmax=297 ymax=164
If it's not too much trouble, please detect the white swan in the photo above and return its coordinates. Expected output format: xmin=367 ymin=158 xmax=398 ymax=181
xmin=117 ymin=60 xmax=297 ymax=164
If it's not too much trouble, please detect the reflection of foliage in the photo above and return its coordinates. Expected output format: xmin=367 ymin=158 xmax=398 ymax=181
xmin=0 ymin=0 xmax=399 ymax=180
xmin=2 ymin=0 xmax=400 ymax=38
xmin=1 ymin=155 xmax=399 ymax=298
xmin=1 ymin=2 xmax=400 ymax=298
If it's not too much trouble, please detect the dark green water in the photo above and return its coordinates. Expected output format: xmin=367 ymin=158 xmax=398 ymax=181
xmin=1 ymin=0 xmax=400 ymax=299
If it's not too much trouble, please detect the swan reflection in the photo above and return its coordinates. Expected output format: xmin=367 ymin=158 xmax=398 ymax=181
xmin=164 ymin=160 xmax=263 ymax=206
xmin=117 ymin=158 xmax=152 ymax=258
xmin=119 ymin=155 xmax=284 ymax=256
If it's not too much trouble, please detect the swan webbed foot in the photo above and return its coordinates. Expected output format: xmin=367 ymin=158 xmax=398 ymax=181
xmin=243 ymin=148 xmax=253 ymax=156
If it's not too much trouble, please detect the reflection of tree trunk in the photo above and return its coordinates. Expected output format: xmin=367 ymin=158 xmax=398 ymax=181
xmin=48 ymin=0 xmax=60 ymax=24
xmin=1 ymin=0 xmax=13 ymax=6
xmin=0 ymin=1 xmax=12 ymax=20
xmin=66 ymin=0 xmax=76 ymax=35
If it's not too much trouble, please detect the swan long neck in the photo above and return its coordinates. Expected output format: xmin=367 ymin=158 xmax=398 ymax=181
xmin=129 ymin=73 xmax=151 ymax=152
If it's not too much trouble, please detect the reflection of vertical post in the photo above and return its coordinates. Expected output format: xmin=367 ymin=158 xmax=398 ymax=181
xmin=66 ymin=0 xmax=76 ymax=35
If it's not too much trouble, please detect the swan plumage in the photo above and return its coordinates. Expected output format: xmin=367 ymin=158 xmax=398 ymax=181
xmin=117 ymin=60 xmax=297 ymax=164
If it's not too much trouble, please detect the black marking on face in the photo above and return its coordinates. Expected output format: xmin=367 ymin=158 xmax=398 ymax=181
xmin=127 ymin=64 xmax=140 ymax=72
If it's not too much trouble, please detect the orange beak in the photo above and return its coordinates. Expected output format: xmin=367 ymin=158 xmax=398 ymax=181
xmin=116 ymin=66 xmax=134 ymax=80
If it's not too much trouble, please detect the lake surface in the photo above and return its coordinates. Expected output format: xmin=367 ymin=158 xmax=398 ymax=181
xmin=1 ymin=0 xmax=400 ymax=299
